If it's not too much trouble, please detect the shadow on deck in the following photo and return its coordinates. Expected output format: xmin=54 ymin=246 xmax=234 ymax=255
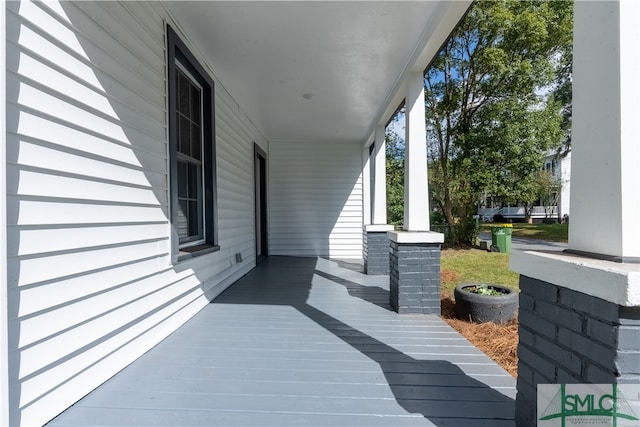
xmin=48 ymin=256 xmax=516 ymax=426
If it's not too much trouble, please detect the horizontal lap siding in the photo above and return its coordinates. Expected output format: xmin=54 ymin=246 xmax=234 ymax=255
xmin=269 ymin=141 xmax=363 ymax=259
xmin=5 ymin=1 xmax=265 ymax=425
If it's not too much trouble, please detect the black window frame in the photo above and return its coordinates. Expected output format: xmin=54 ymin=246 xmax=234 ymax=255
xmin=167 ymin=25 xmax=219 ymax=260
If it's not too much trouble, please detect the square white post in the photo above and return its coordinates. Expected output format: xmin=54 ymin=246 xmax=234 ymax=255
xmin=371 ymin=125 xmax=387 ymax=225
xmin=362 ymin=146 xmax=371 ymax=226
xmin=403 ymin=71 xmax=430 ymax=231
xmin=569 ymin=0 xmax=640 ymax=262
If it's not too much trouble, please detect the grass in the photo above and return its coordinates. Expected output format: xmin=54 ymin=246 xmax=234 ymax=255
xmin=439 ymin=247 xmax=520 ymax=377
xmin=440 ymin=247 xmax=520 ymax=296
xmin=480 ymin=222 xmax=568 ymax=242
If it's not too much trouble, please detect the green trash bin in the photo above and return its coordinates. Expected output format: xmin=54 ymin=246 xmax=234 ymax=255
xmin=490 ymin=224 xmax=513 ymax=253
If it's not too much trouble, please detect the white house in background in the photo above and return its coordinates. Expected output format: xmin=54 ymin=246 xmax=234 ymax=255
xmin=2 ymin=1 xmax=639 ymax=426
xmin=479 ymin=150 xmax=572 ymax=222
xmin=543 ymin=150 xmax=571 ymax=220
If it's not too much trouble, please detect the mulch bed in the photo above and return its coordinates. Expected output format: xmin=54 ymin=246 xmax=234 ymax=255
xmin=440 ymin=289 xmax=519 ymax=378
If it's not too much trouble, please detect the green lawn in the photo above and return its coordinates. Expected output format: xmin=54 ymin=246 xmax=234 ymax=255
xmin=480 ymin=222 xmax=568 ymax=242
xmin=439 ymin=223 xmax=566 ymax=297
xmin=440 ymin=248 xmax=520 ymax=296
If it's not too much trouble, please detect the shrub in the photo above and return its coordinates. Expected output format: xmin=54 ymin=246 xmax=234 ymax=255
xmin=430 ymin=210 xmax=446 ymax=226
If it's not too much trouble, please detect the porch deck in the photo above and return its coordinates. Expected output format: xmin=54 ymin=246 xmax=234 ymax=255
xmin=48 ymin=257 xmax=516 ymax=426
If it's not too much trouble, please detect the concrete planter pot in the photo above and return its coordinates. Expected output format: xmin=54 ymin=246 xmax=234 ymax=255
xmin=454 ymin=283 xmax=518 ymax=324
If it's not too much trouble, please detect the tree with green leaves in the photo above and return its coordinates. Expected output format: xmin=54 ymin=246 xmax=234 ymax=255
xmin=425 ymin=0 xmax=573 ymax=244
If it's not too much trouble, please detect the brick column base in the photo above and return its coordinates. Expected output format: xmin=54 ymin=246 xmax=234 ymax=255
xmin=363 ymin=225 xmax=394 ymax=275
xmin=388 ymin=231 xmax=444 ymax=314
xmin=515 ymin=275 xmax=640 ymax=427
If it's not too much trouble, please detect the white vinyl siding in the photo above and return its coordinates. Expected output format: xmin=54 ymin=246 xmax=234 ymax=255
xmin=5 ymin=1 xmax=265 ymax=425
xmin=269 ymin=141 xmax=364 ymax=259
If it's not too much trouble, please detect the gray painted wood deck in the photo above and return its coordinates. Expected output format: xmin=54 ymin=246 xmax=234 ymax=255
xmin=48 ymin=257 xmax=516 ymax=426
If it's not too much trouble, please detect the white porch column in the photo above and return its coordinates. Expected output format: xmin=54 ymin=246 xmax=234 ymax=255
xmin=362 ymin=147 xmax=371 ymax=226
xmin=569 ymin=0 xmax=640 ymax=262
xmin=371 ymin=125 xmax=388 ymax=225
xmin=403 ymin=71 xmax=430 ymax=231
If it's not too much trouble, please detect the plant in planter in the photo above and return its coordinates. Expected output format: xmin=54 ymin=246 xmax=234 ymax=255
xmin=454 ymin=283 xmax=518 ymax=323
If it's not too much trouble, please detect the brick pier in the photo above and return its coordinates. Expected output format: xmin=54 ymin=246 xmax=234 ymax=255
xmin=363 ymin=225 xmax=393 ymax=275
xmin=388 ymin=231 xmax=444 ymax=314
xmin=511 ymin=251 xmax=640 ymax=427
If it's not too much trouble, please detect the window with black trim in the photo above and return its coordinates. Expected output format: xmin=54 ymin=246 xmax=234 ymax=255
xmin=167 ymin=25 xmax=218 ymax=259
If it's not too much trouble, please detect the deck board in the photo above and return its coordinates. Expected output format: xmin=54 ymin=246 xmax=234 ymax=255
xmin=48 ymin=256 xmax=516 ymax=426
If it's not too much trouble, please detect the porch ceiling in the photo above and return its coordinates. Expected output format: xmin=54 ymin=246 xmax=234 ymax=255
xmin=163 ymin=1 xmax=471 ymax=144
